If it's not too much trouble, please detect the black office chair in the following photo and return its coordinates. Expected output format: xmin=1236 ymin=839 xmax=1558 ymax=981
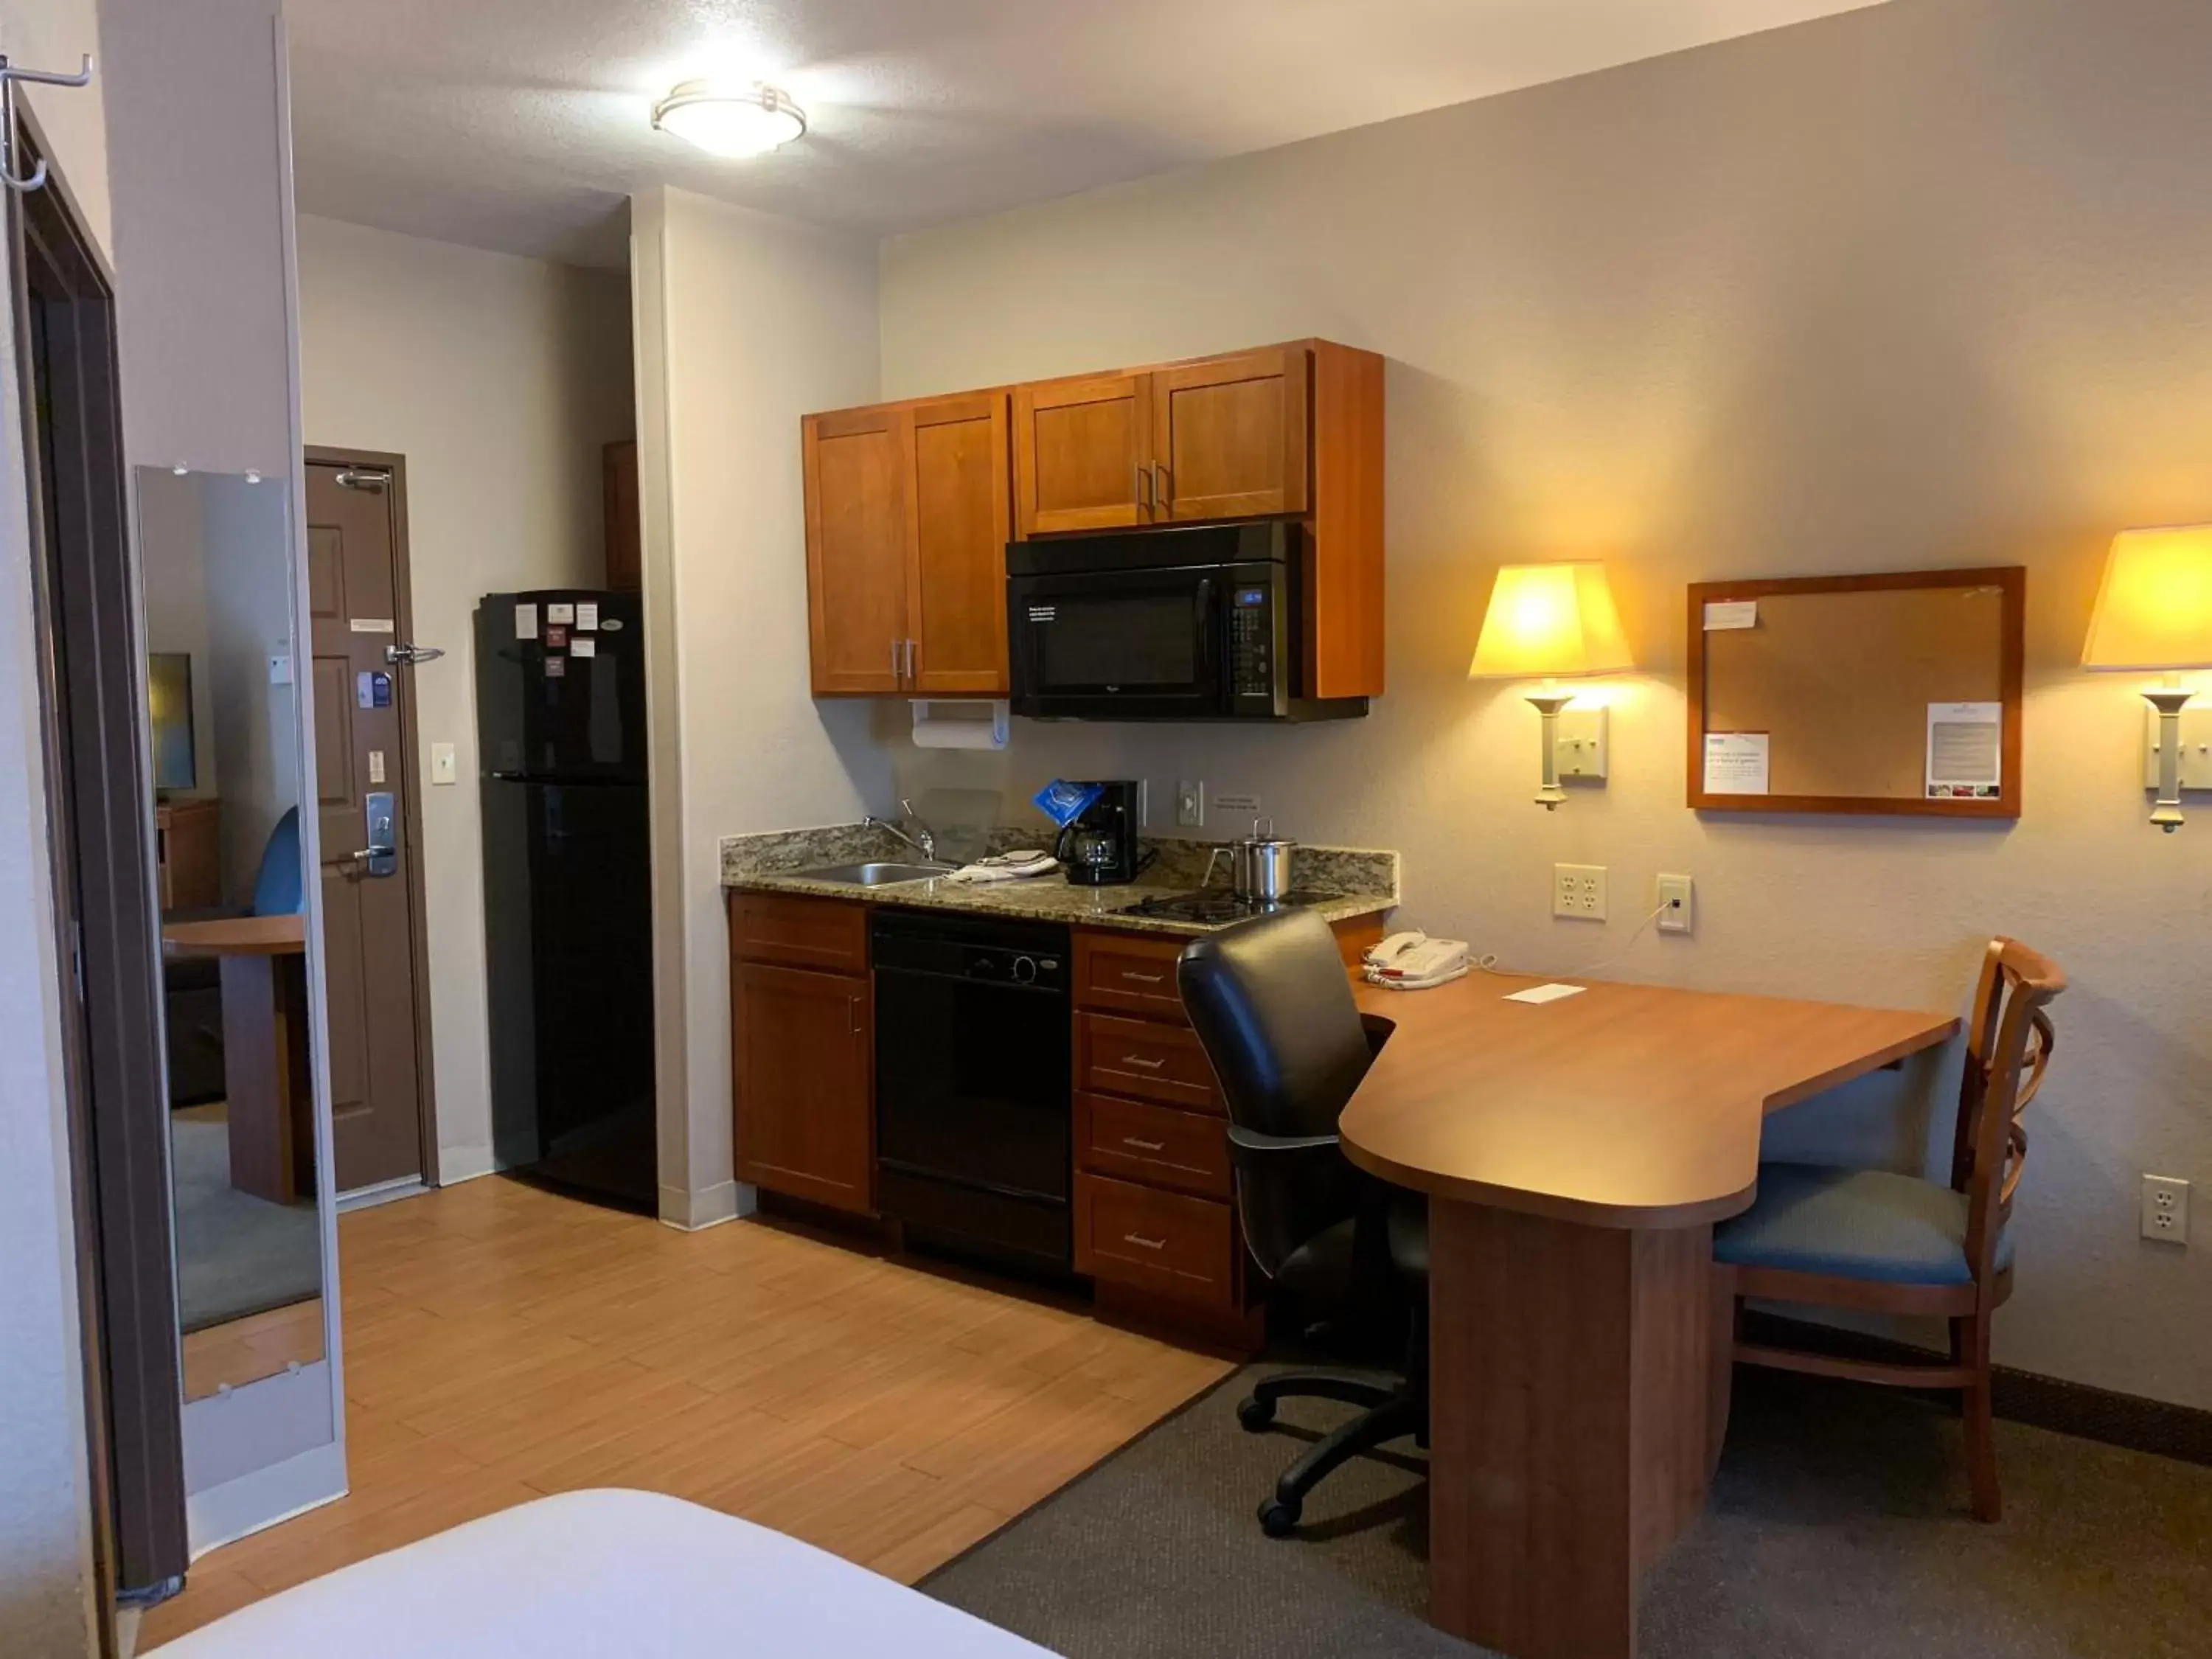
xmin=1178 ymin=910 xmax=1427 ymax=1537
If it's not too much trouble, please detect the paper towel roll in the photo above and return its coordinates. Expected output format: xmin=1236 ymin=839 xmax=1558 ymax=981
xmin=910 ymin=700 xmax=1009 ymax=750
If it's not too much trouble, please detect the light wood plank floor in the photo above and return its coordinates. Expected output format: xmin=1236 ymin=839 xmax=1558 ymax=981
xmin=142 ymin=1177 xmax=1233 ymax=1647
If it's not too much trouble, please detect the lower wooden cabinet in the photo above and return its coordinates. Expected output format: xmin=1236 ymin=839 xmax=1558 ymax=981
xmin=732 ymin=956 xmax=874 ymax=1215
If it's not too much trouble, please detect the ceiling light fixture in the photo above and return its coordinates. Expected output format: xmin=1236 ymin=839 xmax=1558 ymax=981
xmin=651 ymin=80 xmax=806 ymax=158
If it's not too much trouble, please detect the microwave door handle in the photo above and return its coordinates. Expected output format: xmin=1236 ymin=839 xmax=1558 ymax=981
xmin=1193 ymin=577 xmax=1220 ymax=695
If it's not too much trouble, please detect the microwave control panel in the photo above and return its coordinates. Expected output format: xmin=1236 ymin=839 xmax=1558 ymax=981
xmin=1228 ymin=580 xmax=1289 ymax=713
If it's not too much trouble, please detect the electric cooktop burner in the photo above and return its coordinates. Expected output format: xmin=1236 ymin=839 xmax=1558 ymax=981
xmin=1116 ymin=888 xmax=1338 ymax=925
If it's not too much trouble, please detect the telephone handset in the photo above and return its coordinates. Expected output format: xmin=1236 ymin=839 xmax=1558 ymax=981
xmin=1363 ymin=930 xmax=1471 ymax=990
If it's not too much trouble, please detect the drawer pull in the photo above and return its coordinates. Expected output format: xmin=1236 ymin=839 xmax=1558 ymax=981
xmin=1121 ymin=1233 xmax=1169 ymax=1251
xmin=1118 ymin=970 xmax=1164 ymax=984
xmin=1119 ymin=1136 xmax=1166 ymax=1152
xmin=1119 ymin=1054 xmax=1169 ymax=1071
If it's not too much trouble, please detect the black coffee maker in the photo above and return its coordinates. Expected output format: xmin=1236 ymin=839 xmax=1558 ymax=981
xmin=1054 ymin=781 xmax=1150 ymax=886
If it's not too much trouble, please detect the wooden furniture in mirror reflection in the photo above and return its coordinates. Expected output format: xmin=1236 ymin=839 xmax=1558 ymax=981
xmin=1718 ymin=936 xmax=2065 ymax=1523
xmin=1339 ymin=973 xmax=1958 ymax=1659
xmin=154 ymin=796 xmax=221 ymax=911
xmin=162 ymin=914 xmax=313 ymax=1204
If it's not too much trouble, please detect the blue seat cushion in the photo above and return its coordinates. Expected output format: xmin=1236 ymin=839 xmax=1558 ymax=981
xmin=251 ymin=807 xmax=304 ymax=917
xmin=1713 ymin=1163 xmax=2011 ymax=1287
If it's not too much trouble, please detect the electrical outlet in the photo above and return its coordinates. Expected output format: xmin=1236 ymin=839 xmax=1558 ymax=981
xmin=1553 ymin=863 xmax=1607 ymax=920
xmin=2142 ymin=1174 xmax=2190 ymax=1244
xmin=1175 ymin=780 xmax=1204 ymax=828
xmin=1655 ymin=873 xmax=1694 ymax=934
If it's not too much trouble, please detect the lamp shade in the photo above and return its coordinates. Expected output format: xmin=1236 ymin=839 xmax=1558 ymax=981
xmin=2081 ymin=525 xmax=2212 ymax=670
xmin=1469 ymin=562 xmax=1634 ymax=678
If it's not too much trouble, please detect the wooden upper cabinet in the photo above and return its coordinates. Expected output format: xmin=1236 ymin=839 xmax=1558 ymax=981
xmin=1151 ymin=347 xmax=1309 ymax=523
xmin=1013 ymin=372 xmax=1152 ymax=537
xmin=804 ymin=407 xmax=910 ymax=694
xmin=909 ymin=393 xmax=1011 ymax=695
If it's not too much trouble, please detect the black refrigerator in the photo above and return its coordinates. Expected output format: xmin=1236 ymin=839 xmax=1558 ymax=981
xmin=476 ymin=589 xmax=656 ymax=1211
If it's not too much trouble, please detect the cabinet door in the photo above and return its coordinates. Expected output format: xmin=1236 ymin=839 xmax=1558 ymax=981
xmin=734 ymin=961 xmax=874 ymax=1213
xmin=908 ymin=392 xmax=1011 ymax=694
xmin=1012 ymin=372 xmax=1152 ymax=538
xmin=1151 ymin=347 xmax=1309 ymax=522
xmin=804 ymin=407 xmax=911 ymax=694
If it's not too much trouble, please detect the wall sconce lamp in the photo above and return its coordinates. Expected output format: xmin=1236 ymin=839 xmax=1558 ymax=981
xmin=2082 ymin=524 xmax=2212 ymax=832
xmin=1470 ymin=562 xmax=1634 ymax=810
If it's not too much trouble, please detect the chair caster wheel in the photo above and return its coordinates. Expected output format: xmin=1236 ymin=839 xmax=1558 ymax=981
xmin=1237 ymin=1396 xmax=1276 ymax=1433
xmin=1259 ymin=1498 xmax=1301 ymax=1537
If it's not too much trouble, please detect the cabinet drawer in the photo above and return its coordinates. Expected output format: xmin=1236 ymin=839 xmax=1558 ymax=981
xmin=1073 ymin=929 xmax=1190 ymax=1020
xmin=731 ymin=889 xmax=869 ymax=974
xmin=1079 ymin=1093 xmax=1231 ymax=1200
xmin=1077 ymin=1173 xmax=1236 ymax=1307
xmin=1078 ymin=1012 xmax=1221 ymax=1113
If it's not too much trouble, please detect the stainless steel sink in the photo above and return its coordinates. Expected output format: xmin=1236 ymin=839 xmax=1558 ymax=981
xmin=798 ymin=860 xmax=960 ymax=886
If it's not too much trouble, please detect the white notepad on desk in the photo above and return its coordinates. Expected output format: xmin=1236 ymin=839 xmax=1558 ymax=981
xmin=1504 ymin=982 xmax=1586 ymax=1004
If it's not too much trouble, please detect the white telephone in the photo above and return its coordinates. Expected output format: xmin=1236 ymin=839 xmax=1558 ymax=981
xmin=1363 ymin=931 xmax=1472 ymax=990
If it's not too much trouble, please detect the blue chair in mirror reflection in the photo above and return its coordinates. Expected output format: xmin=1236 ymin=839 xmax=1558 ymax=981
xmin=1713 ymin=936 xmax=2065 ymax=1522
xmin=164 ymin=807 xmax=305 ymax=1105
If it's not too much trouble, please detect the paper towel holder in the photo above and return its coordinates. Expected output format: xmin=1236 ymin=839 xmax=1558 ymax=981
xmin=910 ymin=699 xmax=1009 ymax=751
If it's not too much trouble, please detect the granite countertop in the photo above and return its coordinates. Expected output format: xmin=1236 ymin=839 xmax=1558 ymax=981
xmin=721 ymin=823 xmax=1397 ymax=937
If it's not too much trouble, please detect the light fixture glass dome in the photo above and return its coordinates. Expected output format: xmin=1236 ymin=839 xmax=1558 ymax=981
xmin=652 ymin=80 xmax=806 ymax=158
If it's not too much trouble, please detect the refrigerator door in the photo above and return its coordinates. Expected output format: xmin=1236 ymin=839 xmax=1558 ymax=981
xmin=483 ymin=777 xmax=657 ymax=1209
xmin=476 ymin=590 xmax=646 ymax=783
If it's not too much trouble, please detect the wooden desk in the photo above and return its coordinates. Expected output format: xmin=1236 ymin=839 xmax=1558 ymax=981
xmin=163 ymin=915 xmax=313 ymax=1204
xmin=1342 ymin=973 xmax=1956 ymax=1659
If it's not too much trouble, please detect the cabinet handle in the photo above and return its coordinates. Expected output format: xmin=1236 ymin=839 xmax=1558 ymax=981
xmin=890 ymin=639 xmax=902 ymax=683
xmin=1121 ymin=1233 xmax=1168 ymax=1252
xmin=1120 ymin=1136 xmax=1166 ymax=1152
xmin=907 ymin=639 xmax=918 ymax=683
xmin=1135 ymin=461 xmax=1152 ymax=515
xmin=1118 ymin=970 xmax=1164 ymax=984
xmin=1153 ymin=462 xmax=1170 ymax=510
xmin=850 ymin=996 xmax=861 ymax=1036
xmin=1119 ymin=1054 xmax=1169 ymax=1071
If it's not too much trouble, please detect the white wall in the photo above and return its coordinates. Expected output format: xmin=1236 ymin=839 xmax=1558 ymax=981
xmin=0 ymin=0 xmax=105 ymax=1650
xmin=631 ymin=187 xmax=890 ymax=1225
xmin=136 ymin=469 xmax=300 ymax=899
xmin=880 ymin=0 xmax=2212 ymax=1407
xmin=295 ymin=215 xmax=635 ymax=1183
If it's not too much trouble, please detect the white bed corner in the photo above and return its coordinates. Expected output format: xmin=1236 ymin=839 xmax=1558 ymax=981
xmin=156 ymin=1488 xmax=1052 ymax=1658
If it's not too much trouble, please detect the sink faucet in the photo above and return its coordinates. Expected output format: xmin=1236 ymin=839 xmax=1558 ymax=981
xmin=864 ymin=799 xmax=939 ymax=863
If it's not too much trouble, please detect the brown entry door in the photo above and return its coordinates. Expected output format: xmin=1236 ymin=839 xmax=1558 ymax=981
xmin=305 ymin=459 xmax=428 ymax=1191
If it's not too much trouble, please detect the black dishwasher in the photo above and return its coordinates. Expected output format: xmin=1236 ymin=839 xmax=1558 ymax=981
xmin=872 ymin=910 xmax=1074 ymax=1274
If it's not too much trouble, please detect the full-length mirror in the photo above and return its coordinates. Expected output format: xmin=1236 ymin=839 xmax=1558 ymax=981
xmin=138 ymin=467 xmax=327 ymax=1402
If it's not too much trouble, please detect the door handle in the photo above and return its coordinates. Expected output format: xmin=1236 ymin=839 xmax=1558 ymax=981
xmin=385 ymin=642 xmax=445 ymax=667
xmin=359 ymin=790 xmax=398 ymax=878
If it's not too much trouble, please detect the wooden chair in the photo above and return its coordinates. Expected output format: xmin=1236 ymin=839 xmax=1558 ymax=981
xmin=1714 ymin=937 xmax=2065 ymax=1521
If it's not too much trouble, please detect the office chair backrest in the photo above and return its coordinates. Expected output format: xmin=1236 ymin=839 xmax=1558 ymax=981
xmin=1178 ymin=910 xmax=1377 ymax=1278
xmin=251 ymin=807 xmax=305 ymax=916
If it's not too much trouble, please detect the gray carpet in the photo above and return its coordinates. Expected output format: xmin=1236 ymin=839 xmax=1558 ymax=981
xmin=172 ymin=1114 xmax=321 ymax=1333
xmin=924 ymin=1362 xmax=2212 ymax=1658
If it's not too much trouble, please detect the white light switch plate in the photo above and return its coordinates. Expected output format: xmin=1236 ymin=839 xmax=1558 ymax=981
xmin=431 ymin=742 xmax=457 ymax=785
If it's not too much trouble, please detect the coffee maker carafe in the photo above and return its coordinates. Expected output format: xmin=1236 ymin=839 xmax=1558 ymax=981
xmin=1053 ymin=781 xmax=1149 ymax=886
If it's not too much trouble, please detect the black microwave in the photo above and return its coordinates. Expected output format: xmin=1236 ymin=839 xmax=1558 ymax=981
xmin=1006 ymin=523 xmax=1368 ymax=722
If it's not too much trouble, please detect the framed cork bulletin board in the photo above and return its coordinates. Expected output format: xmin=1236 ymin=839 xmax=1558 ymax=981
xmin=1686 ymin=567 xmax=2025 ymax=818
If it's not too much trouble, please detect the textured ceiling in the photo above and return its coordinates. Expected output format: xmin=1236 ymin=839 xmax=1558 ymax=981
xmin=284 ymin=0 xmax=1891 ymax=268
